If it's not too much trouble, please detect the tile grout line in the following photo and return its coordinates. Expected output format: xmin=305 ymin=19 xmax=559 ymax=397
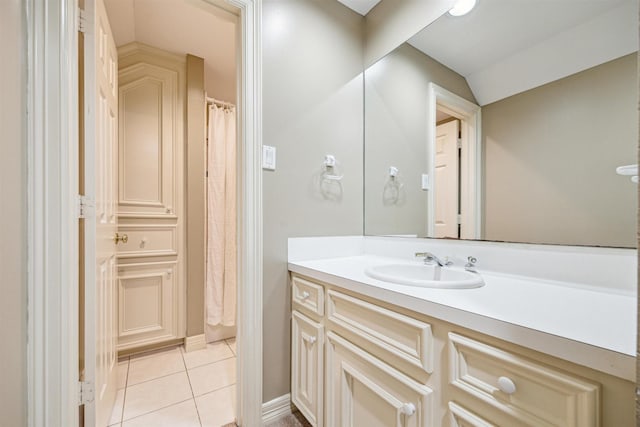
xmin=224 ymin=338 xmax=236 ymax=356
xmin=119 ymin=356 xmax=130 ymax=426
xmin=186 ymin=354 xmax=236 ymax=371
xmin=180 ymin=345 xmax=204 ymax=427
xmin=120 ymin=397 xmax=195 ymax=425
xmin=125 ymin=368 xmax=188 ymax=388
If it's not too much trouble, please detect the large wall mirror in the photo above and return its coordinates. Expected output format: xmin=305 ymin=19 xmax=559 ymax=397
xmin=364 ymin=0 xmax=638 ymax=247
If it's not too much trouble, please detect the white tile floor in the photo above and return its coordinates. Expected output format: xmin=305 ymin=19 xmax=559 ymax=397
xmin=109 ymin=338 xmax=237 ymax=427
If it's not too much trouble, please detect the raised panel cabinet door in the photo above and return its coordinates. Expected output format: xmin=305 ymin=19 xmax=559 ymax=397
xmin=117 ymin=262 xmax=179 ymax=350
xmin=118 ymin=53 xmax=183 ymax=218
xmin=115 ymin=44 xmax=186 ymax=351
xmin=326 ymin=332 xmax=435 ymax=427
xmin=292 ymin=311 xmax=324 ymax=427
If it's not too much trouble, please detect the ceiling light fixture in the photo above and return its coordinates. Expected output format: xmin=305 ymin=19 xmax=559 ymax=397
xmin=448 ymin=0 xmax=477 ymax=16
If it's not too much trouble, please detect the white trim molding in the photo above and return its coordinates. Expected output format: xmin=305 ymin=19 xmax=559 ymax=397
xmin=224 ymin=0 xmax=263 ymax=426
xmin=262 ymin=394 xmax=293 ymax=424
xmin=26 ymin=0 xmax=80 ymax=426
xmin=426 ymin=83 xmax=482 ymax=240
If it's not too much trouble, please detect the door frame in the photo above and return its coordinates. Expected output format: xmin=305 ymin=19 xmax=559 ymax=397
xmin=25 ymin=0 xmax=263 ymax=425
xmin=426 ymin=83 xmax=482 ymax=240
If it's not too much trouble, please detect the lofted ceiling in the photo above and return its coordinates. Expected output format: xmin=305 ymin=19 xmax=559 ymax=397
xmin=336 ymin=0 xmax=382 ymax=16
xmin=407 ymin=0 xmax=637 ymax=105
xmin=104 ymin=0 xmax=238 ymax=103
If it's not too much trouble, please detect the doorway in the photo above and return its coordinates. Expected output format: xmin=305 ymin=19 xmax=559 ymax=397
xmin=25 ymin=0 xmax=263 ymax=425
xmin=83 ymin=0 xmax=242 ymax=425
xmin=427 ymin=83 xmax=482 ymax=240
xmin=434 ymin=114 xmax=461 ymax=239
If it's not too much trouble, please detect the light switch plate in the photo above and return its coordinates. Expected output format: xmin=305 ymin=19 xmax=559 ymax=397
xmin=263 ymin=145 xmax=276 ymax=170
xmin=421 ymin=174 xmax=429 ymax=190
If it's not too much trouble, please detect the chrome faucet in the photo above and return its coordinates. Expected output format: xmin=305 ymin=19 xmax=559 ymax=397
xmin=415 ymin=252 xmax=452 ymax=267
xmin=465 ymin=256 xmax=478 ymax=272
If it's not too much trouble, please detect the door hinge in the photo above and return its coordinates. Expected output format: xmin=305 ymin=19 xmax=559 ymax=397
xmin=457 ymin=214 xmax=462 ymax=225
xmin=77 ymin=195 xmax=94 ymax=219
xmin=78 ymin=380 xmax=95 ymax=405
xmin=78 ymin=8 xmax=87 ymax=33
xmin=457 ymin=138 xmax=462 ymax=149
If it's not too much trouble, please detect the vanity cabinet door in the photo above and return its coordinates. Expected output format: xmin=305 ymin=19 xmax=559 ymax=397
xmin=292 ymin=311 xmax=324 ymax=427
xmin=326 ymin=332 xmax=435 ymax=427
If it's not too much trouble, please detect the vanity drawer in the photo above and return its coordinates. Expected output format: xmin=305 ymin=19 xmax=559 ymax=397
xmin=327 ymin=290 xmax=434 ymax=373
xmin=292 ymin=275 xmax=325 ymax=317
xmin=448 ymin=402 xmax=495 ymax=427
xmin=448 ymin=333 xmax=600 ymax=427
xmin=116 ymin=225 xmax=177 ymax=258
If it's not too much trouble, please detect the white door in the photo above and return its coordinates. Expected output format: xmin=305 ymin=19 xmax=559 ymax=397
xmin=434 ymin=120 xmax=460 ymax=238
xmin=83 ymin=0 xmax=119 ymax=425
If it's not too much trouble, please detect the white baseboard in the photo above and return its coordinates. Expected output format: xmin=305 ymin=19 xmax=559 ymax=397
xmin=262 ymin=393 xmax=292 ymax=424
xmin=183 ymin=334 xmax=206 ymax=352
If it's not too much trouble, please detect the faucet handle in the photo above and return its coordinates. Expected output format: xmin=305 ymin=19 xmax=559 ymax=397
xmin=465 ymin=256 xmax=478 ymax=272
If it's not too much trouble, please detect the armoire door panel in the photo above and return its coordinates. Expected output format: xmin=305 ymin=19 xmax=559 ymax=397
xmin=120 ymin=79 xmax=163 ymax=205
xmin=117 ymin=262 xmax=179 ymax=350
xmin=118 ymin=62 xmax=180 ymax=218
xmin=117 ymin=224 xmax=178 ymax=259
xmin=116 ymin=43 xmax=186 ymax=351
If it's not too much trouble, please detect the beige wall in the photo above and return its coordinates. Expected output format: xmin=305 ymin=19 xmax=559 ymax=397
xmin=186 ymin=55 xmax=206 ymax=336
xmin=262 ymin=0 xmax=364 ymax=401
xmin=483 ymin=54 xmax=637 ymax=247
xmin=0 ymin=0 xmax=27 ymax=425
xmin=364 ymin=43 xmax=476 ymax=237
xmin=364 ymin=0 xmax=454 ymax=67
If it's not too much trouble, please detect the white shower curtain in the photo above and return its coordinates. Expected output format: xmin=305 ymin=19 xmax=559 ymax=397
xmin=206 ymin=103 xmax=237 ymax=327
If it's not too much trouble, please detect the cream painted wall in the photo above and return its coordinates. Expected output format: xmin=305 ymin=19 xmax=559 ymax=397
xmin=104 ymin=0 xmax=238 ymax=102
xmin=186 ymin=55 xmax=207 ymax=337
xmin=262 ymin=0 xmax=364 ymax=402
xmin=483 ymin=54 xmax=637 ymax=247
xmin=0 ymin=0 xmax=27 ymax=425
xmin=364 ymin=44 xmax=475 ymax=237
xmin=364 ymin=0 xmax=454 ymax=67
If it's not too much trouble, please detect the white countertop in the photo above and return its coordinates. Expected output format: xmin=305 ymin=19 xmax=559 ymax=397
xmin=288 ymin=254 xmax=637 ymax=381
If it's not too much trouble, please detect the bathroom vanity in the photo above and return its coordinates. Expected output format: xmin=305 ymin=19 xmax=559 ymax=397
xmin=288 ymin=236 xmax=636 ymax=427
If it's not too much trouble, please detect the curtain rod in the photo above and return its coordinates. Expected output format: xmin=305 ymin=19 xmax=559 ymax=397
xmin=205 ymin=95 xmax=235 ymax=109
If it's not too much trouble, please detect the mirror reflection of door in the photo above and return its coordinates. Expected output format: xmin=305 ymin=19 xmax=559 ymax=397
xmin=434 ymin=116 xmax=460 ymax=238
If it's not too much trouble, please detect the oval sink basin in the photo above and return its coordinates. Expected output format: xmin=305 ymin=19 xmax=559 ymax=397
xmin=365 ymin=263 xmax=484 ymax=289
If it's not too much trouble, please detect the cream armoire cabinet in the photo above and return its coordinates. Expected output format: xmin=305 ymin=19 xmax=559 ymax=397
xmin=116 ymin=43 xmax=186 ymax=351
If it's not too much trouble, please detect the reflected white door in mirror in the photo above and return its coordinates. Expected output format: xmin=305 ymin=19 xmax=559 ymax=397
xmin=428 ymin=84 xmax=481 ymax=240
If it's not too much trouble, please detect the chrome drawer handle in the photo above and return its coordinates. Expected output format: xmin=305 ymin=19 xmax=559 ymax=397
xmin=498 ymin=376 xmax=516 ymax=394
xmin=300 ymin=291 xmax=310 ymax=300
xmin=400 ymin=402 xmax=416 ymax=416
